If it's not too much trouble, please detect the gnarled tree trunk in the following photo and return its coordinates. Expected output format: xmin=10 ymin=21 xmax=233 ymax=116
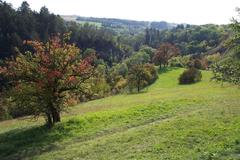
xmin=52 ymin=107 xmax=61 ymax=123
xmin=45 ymin=104 xmax=61 ymax=128
xmin=45 ymin=112 xmax=53 ymax=128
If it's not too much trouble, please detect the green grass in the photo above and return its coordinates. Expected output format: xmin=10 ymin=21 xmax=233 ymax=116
xmin=0 ymin=68 xmax=240 ymax=160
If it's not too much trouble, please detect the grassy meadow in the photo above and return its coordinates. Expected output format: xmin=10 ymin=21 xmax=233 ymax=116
xmin=0 ymin=68 xmax=240 ymax=160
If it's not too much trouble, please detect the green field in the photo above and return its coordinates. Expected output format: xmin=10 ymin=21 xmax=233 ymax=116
xmin=0 ymin=68 xmax=240 ymax=160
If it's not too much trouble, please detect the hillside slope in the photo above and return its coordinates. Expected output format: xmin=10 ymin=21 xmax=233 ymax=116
xmin=0 ymin=68 xmax=240 ymax=160
xmin=61 ymin=15 xmax=177 ymax=31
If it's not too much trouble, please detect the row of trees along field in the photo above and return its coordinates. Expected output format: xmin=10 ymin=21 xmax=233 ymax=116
xmin=0 ymin=1 xmax=239 ymax=127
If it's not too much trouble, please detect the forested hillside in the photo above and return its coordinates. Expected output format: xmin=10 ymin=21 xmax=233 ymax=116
xmin=0 ymin=1 xmax=66 ymax=59
xmin=0 ymin=1 xmax=240 ymax=159
xmin=0 ymin=1 xmax=231 ymax=62
xmin=0 ymin=1 xmax=237 ymax=120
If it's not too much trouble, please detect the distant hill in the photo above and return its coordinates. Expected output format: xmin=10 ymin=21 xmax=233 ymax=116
xmin=61 ymin=15 xmax=178 ymax=34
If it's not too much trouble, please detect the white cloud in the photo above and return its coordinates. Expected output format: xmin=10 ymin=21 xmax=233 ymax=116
xmin=5 ymin=0 xmax=240 ymax=24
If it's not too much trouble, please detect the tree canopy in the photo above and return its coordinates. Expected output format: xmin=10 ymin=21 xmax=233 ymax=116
xmin=0 ymin=34 xmax=95 ymax=127
xmin=0 ymin=1 xmax=66 ymax=59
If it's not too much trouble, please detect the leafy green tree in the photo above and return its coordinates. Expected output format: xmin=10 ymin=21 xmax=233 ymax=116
xmin=69 ymin=23 xmax=124 ymax=65
xmin=125 ymin=51 xmax=150 ymax=68
xmin=127 ymin=64 xmax=157 ymax=93
xmin=0 ymin=1 xmax=66 ymax=59
xmin=89 ymin=64 xmax=110 ymax=99
xmin=145 ymin=24 xmax=227 ymax=55
xmin=0 ymin=34 xmax=95 ymax=127
xmin=107 ymin=63 xmax=128 ymax=93
xmin=168 ymin=55 xmax=191 ymax=68
xmin=228 ymin=8 xmax=240 ymax=59
xmin=139 ymin=45 xmax=156 ymax=62
xmin=211 ymin=9 xmax=240 ymax=86
xmin=211 ymin=59 xmax=240 ymax=86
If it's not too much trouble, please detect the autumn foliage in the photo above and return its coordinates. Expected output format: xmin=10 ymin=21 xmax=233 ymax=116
xmin=153 ymin=43 xmax=180 ymax=68
xmin=0 ymin=34 xmax=95 ymax=127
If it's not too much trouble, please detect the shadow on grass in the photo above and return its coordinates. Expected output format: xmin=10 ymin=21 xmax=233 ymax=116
xmin=178 ymin=81 xmax=202 ymax=86
xmin=0 ymin=124 xmax=64 ymax=160
xmin=126 ymin=90 xmax=148 ymax=95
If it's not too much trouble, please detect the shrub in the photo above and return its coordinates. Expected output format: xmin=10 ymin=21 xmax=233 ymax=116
xmin=179 ymin=68 xmax=202 ymax=84
xmin=187 ymin=58 xmax=208 ymax=70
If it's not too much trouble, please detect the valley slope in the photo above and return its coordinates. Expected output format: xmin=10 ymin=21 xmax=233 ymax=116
xmin=0 ymin=68 xmax=240 ymax=160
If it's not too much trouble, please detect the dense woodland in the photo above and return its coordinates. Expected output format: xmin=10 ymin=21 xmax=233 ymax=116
xmin=145 ymin=25 xmax=229 ymax=54
xmin=0 ymin=1 xmax=230 ymax=61
xmin=0 ymin=1 xmax=239 ymax=125
xmin=0 ymin=1 xmax=240 ymax=159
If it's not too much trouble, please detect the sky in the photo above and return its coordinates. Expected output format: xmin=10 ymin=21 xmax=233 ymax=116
xmin=5 ymin=0 xmax=240 ymax=25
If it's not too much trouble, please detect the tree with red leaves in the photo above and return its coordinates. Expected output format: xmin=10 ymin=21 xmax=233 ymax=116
xmin=0 ymin=34 xmax=95 ymax=127
xmin=153 ymin=43 xmax=180 ymax=69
